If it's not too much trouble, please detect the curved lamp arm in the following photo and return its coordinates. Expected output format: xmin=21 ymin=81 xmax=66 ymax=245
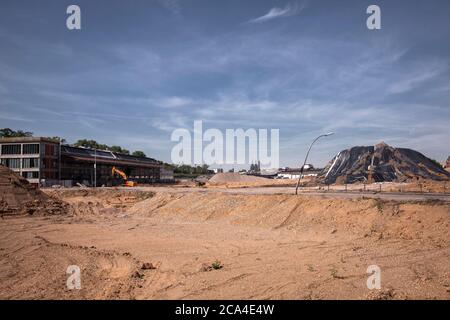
xmin=295 ymin=132 xmax=334 ymax=195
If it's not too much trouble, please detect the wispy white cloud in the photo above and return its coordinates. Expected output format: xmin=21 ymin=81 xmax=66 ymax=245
xmin=76 ymin=116 xmax=107 ymax=130
xmin=157 ymin=0 xmax=181 ymax=17
xmin=0 ymin=113 xmax=35 ymax=122
xmin=388 ymin=64 xmax=446 ymax=94
xmin=154 ymin=96 xmax=193 ymax=108
xmin=248 ymin=2 xmax=305 ymax=24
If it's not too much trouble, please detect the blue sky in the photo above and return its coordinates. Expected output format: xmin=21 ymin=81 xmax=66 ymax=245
xmin=1 ymin=0 xmax=449 ymax=167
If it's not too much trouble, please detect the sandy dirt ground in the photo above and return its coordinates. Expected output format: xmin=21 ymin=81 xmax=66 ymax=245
xmin=207 ymin=178 xmax=450 ymax=194
xmin=0 ymin=187 xmax=449 ymax=300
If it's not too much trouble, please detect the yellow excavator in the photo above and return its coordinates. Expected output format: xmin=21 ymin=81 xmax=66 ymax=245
xmin=111 ymin=166 xmax=137 ymax=187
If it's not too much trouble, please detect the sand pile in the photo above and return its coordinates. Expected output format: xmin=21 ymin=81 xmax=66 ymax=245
xmin=0 ymin=165 xmax=67 ymax=216
xmin=317 ymin=142 xmax=450 ymax=184
xmin=208 ymin=172 xmax=269 ymax=185
xmin=43 ymin=188 xmax=154 ymax=217
xmin=127 ymin=192 xmax=449 ymax=245
xmin=207 ymin=172 xmax=296 ymax=188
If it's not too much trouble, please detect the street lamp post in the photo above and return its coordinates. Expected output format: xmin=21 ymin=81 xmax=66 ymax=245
xmin=94 ymin=149 xmax=97 ymax=188
xmin=59 ymin=140 xmax=61 ymax=183
xmin=295 ymin=132 xmax=334 ymax=195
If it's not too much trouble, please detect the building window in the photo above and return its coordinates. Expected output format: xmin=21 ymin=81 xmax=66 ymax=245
xmin=1 ymin=144 xmax=21 ymax=155
xmin=23 ymin=144 xmax=39 ymax=154
xmin=22 ymin=171 xmax=39 ymax=179
xmin=1 ymin=158 xmax=21 ymax=169
xmin=22 ymin=158 xmax=39 ymax=168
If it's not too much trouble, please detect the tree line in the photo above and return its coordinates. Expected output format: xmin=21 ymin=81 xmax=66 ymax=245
xmin=170 ymin=164 xmax=212 ymax=176
xmin=0 ymin=128 xmax=146 ymax=157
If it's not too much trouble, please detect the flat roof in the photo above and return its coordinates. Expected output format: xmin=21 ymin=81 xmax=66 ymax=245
xmin=61 ymin=145 xmax=162 ymax=168
xmin=0 ymin=137 xmax=59 ymax=144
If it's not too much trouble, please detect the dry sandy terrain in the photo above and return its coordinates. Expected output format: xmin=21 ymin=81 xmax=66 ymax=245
xmin=204 ymin=173 xmax=450 ymax=194
xmin=0 ymin=187 xmax=449 ymax=300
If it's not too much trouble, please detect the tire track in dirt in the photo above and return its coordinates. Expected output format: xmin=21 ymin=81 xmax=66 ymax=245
xmin=0 ymin=229 xmax=152 ymax=299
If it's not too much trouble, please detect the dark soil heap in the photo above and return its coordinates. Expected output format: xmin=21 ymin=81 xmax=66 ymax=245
xmin=0 ymin=165 xmax=68 ymax=216
xmin=317 ymin=142 xmax=450 ymax=184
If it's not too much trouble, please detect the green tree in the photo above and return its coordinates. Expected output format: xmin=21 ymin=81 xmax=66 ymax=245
xmin=109 ymin=145 xmax=130 ymax=155
xmin=47 ymin=136 xmax=67 ymax=144
xmin=173 ymin=164 xmax=211 ymax=175
xmin=73 ymin=140 xmax=132 ymax=154
xmin=73 ymin=139 xmax=110 ymax=150
xmin=163 ymin=163 xmax=175 ymax=170
xmin=132 ymin=150 xmax=146 ymax=157
xmin=0 ymin=128 xmax=33 ymax=138
xmin=74 ymin=139 xmax=104 ymax=150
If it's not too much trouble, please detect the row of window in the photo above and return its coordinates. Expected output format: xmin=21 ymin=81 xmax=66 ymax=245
xmin=1 ymin=158 xmax=39 ymax=169
xmin=1 ymin=144 xmax=40 ymax=155
xmin=23 ymin=158 xmax=39 ymax=168
xmin=25 ymin=144 xmax=39 ymax=154
xmin=1 ymin=144 xmax=21 ymax=155
xmin=1 ymin=158 xmax=21 ymax=168
xmin=0 ymin=144 xmax=58 ymax=156
xmin=22 ymin=171 xmax=39 ymax=179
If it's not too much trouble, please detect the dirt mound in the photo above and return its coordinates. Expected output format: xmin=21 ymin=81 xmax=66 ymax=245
xmin=44 ymin=188 xmax=154 ymax=217
xmin=0 ymin=165 xmax=67 ymax=216
xmin=208 ymin=172 xmax=269 ymax=185
xmin=0 ymin=232 xmax=146 ymax=299
xmin=317 ymin=142 xmax=450 ymax=184
xmin=127 ymin=192 xmax=449 ymax=245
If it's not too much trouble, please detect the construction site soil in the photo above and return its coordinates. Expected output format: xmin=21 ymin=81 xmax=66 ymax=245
xmin=207 ymin=172 xmax=297 ymax=188
xmin=1 ymin=173 xmax=449 ymax=299
xmin=208 ymin=172 xmax=269 ymax=184
xmin=0 ymin=165 xmax=68 ymax=216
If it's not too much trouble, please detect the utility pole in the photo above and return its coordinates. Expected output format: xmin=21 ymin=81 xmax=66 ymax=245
xmin=59 ymin=139 xmax=62 ymax=184
xmin=295 ymin=132 xmax=334 ymax=195
xmin=94 ymin=149 xmax=97 ymax=188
